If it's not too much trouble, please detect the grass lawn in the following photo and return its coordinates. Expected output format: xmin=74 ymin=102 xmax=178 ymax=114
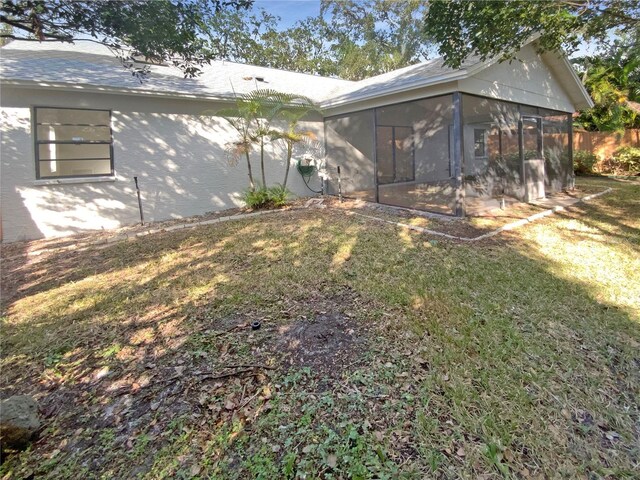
xmin=1 ymin=177 xmax=638 ymax=479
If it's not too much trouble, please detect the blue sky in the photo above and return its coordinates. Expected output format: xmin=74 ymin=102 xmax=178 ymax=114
xmin=253 ymin=0 xmax=321 ymax=28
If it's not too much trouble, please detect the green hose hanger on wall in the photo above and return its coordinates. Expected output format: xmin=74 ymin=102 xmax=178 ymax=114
xmin=296 ymin=158 xmax=322 ymax=193
xmin=296 ymin=158 xmax=316 ymax=177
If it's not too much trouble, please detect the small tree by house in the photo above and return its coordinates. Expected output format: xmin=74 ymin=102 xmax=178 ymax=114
xmin=215 ymin=100 xmax=258 ymax=191
xmin=271 ymin=97 xmax=321 ymax=188
xmin=213 ymin=89 xmax=320 ymax=206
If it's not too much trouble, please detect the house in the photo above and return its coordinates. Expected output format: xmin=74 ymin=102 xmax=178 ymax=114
xmin=0 ymin=40 xmax=592 ymax=242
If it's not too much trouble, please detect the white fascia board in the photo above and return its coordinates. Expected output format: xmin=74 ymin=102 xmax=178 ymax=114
xmin=319 ymin=70 xmax=468 ymax=109
xmin=0 ymin=78 xmax=237 ymax=104
xmin=323 ymin=82 xmax=459 ymax=117
xmin=560 ymin=56 xmax=594 ymax=109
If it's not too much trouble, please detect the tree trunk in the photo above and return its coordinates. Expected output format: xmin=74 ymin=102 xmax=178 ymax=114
xmin=283 ymin=142 xmax=293 ymax=187
xmin=245 ymin=150 xmax=255 ymax=191
xmin=260 ymin=137 xmax=266 ymax=187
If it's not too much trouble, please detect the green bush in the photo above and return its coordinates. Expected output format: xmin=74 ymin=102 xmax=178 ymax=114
xmin=573 ymin=150 xmax=598 ymax=175
xmin=266 ymin=184 xmax=290 ymax=207
xmin=242 ymin=186 xmax=270 ymax=209
xmin=242 ymin=184 xmax=291 ymax=209
xmin=610 ymin=146 xmax=640 ymax=174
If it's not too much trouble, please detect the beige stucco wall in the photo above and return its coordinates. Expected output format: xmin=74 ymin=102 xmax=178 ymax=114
xmin=0 ymin=86 xmax=323 ymax=242
xmin=459 ymin=45 xmax=575 ymax=113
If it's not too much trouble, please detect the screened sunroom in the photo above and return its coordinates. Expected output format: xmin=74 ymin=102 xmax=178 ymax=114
xmin=324 ymin=93 xmax=573 ymax=216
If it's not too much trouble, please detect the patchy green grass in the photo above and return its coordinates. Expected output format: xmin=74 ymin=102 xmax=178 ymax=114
xmin=1 ymin=177 xmax=638 ymax=479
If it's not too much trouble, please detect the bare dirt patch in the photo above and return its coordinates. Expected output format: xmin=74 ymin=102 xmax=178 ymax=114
xmin=276 ymin=312 xmax=361 ymax=373
xmin=200 ymin=289 xmax=366 ymax=376
xmin=0 ymin=279 xmax=369 ymax=478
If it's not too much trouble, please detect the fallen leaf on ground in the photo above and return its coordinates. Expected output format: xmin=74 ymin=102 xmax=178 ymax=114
xmin=605 ymin=431 xmax=620 ymax=441
xmin=262 ymin=385 xmax=272 ymax=399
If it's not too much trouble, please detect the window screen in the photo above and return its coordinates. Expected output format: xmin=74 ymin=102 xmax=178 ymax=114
xmin=376 ymin=126 xmax=415 ymax=185
xmin=375 ymin=95 xmax=455 ymax=215
xmin=474 ymin=129 xmax=487 ymax=158
xmin=35 ymin=107 xmax=113 ymax=179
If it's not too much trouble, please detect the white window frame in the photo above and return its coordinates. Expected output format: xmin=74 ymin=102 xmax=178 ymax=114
xmin=34 ymin=106 xmax=114 ymax=180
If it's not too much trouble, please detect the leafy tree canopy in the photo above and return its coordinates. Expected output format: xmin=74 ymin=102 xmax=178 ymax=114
xmin=205 ymin=9 xmax=339 ymax=77
xmin=320 ymin=0 xmax=432 ymax=79
xmin=1 ymin=0 xmax=432 ymax=80
xmin=423 ymin=0 xmax=640 ymax=69
xmin=0 ymin=0 xmax=253 ymax=77
xmin=203 ymin=0 xmax=433 ymax=80
xmin=573 ymin=31 xmax=640 ymax=131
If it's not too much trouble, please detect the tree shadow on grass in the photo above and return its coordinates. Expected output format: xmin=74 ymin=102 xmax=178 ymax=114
xmin=0 ymin=198 xmax=638 ymax=478
xmin=553 ymin=178 xmax=640 ymax=251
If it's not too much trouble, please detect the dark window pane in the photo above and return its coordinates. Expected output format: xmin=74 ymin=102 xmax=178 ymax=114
xmin=474 ymin=129 xmax=486 ymax=158
xmin=35 ymin=108 xmax=113 ymax=179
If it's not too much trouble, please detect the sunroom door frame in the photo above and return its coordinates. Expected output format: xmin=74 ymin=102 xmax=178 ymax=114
xmin=519 ymin=114 xmax=546 ymax=202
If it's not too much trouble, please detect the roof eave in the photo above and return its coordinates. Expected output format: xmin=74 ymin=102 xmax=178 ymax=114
xmin=0 ymin=78 xmax=237 ymax=103
xmin=560 ymin=55 xmax=595 ymax=110
xmin=318 ymin=56 xmax=499 ymax=110
xmin=319 ymin=70 xmax=470 ymax=109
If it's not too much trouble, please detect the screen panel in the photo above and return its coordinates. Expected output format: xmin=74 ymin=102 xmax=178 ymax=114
xmin=375 ymin=95 xmax=456 ymax=214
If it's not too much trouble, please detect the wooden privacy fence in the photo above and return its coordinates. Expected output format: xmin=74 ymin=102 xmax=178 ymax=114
xmin=573 ymin=129 xmax=640 ymax=160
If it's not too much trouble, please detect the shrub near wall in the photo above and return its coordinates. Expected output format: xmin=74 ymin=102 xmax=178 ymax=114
xmin=574 ymin=147 xmax=640 ymax=176
xmin=573 ymin=150 xmax=598 ymax=175
xmin=242 ymin=185 xmax=291 ymax=209
xmin=608 ymin=146 xmax=640 ymax=175
xmin=572 ymin=129 xmax=640 ymax=175
xmin=573 ymin=128 xmax=640 ymax=162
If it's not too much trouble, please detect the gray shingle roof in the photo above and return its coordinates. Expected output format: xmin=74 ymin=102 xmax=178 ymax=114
xmin=3 ymin=40 xmax=587 ymax=110
xmin=1 ymin=40 xmax=476 ymax=107
xmin=0 ymin=41 xmax=353 ymax=104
